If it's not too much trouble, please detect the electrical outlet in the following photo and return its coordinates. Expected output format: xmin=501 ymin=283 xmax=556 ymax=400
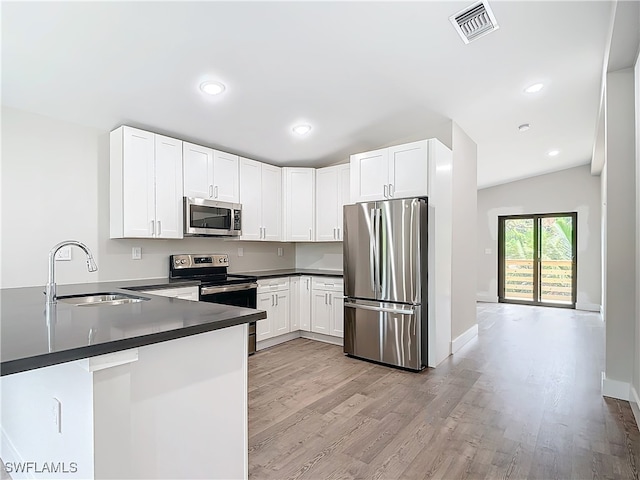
xmin=485 ymin=248 xmax=492 ymax=255
xmin=55 ymin=246 xmax=72 ymax=261
xmin=277 ymin=247 xmax=284 ymax=257
xmin=132 ymin=247 xmax=142 ymax=260
xmin=237 ymin=247 xmax=244 ymax=257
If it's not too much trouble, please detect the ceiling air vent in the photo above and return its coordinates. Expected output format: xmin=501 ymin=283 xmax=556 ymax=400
xmin=449 ymin=1 xmax=499 ymax=44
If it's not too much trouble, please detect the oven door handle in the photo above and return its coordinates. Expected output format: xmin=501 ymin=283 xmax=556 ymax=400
xmin=200 ymin=283 xmax=258 ymax=295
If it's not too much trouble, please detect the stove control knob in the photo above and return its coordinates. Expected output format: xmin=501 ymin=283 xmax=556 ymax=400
xmin=180 ymin=259 xmax=187 ymax=265
xmin=219 ymin=258 xmax=224 ymax=263
xmin=174 ymin=260 xmax=180 ymax=266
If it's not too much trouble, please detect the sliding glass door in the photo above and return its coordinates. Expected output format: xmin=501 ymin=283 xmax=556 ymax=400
xmin=498 ymin=213 xmax=577 ymax=308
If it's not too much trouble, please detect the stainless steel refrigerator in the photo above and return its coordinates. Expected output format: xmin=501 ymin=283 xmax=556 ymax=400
xmin=343 ymin=197 xmax=428 ymax=371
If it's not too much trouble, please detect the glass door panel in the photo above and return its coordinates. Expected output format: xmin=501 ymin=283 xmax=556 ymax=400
xmin=499 ymin=213 xmax=576 ymax=308
xmin=503 ymin=218 xmax=535 ymax=302
xmin=539 ymin=216 xmax=574 ymax=305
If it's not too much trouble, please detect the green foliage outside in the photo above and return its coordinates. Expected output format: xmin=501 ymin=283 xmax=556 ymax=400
xmin=505 ymin=217 xmax=573 ymax=261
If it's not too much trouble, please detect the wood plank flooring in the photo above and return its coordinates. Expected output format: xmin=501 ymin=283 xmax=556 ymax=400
xmin=248 ymin=303 xmax=639 ymax=480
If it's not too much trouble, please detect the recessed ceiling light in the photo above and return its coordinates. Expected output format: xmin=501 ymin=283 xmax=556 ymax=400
xmin=200 ymin=81 xmax=225 ymax=96
xmin=292 ymin=124 xmax=312 ymax=135
xmin=518 ymin=123 xmax=530 ymax=132
xmin=524 ymin=83 xmax=544 ymax=94
xmin=547 ymin=149 xmax=560 ymax=157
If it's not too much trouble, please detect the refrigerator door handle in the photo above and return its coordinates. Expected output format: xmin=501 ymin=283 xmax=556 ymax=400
xmin=369 ymin=208 xmax=377 ymax=293
xmin=344 ymin=302 xmax=415 ymax=315
xmin=374 ymin=208 xmax=381 ymax=294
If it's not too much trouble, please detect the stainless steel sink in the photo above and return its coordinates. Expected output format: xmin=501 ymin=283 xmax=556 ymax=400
xmin=57 ymin=292 xmax=150 ymax=307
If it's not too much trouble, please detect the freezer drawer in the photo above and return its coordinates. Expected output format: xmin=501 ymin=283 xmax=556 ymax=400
xmin=343 ymin=300 xmax=424 ymax=371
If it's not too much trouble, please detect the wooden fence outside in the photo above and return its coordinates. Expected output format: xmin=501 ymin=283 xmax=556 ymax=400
xmin=504 ymin=259 xmax=573 ymax=303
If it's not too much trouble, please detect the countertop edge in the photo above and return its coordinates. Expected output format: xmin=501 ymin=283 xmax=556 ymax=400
xmin=1 ymin=310 xmax=265 ymax=377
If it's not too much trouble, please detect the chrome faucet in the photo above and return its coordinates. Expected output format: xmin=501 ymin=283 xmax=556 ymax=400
xmin=46 ymin=240 xmax=98 ymax=304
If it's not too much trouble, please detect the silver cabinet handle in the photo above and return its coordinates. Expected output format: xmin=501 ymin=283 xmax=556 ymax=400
xmin=157 ymin=220 xmax=162 ymax=236
xmin=271 ymin=294 xmax=274 ymax=307
xmin=333 ymin=227 xmax=337 ymax=240
xmin=150 ymin=220 xmax=155 ymax=236
xmin=276 ymin=295 xmax=279 ymax=306
xmin=345 ymin=302 xmax=414 ymax=315
xmin=309 ymin=228 xmax=312 ymax=240
xmin=329 ymin=294 xmax=332 ymax=306
xmin=388 ymin=184 xmax=394 ymax=197
xmin=337 ymin=227 xmax=341 ymax=240
xmin=383 ymin=184 xmax=388 ymax=198
xmin=214 ymin=185 xmax=219 ymax=198
xmin=262 ymin=227 xmax=265 ymax=239
xmin=306 ymin=278 xmax=310 ymax=290
xmin=209 ymin=185 xmax=213 ymax=198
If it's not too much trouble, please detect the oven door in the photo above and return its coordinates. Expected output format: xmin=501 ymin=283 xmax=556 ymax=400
xmin=199 ymin=282 xmax=258 ymax=355
xmin=184 ymin=197 xmax=241 ymax=236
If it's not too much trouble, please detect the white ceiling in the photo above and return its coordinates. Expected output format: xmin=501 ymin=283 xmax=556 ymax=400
xmin=2 ymin=1 xmax=618 ymax=188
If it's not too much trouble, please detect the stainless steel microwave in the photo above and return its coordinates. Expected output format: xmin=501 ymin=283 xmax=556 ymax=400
xmin=183 ymin=197 xmax=242 ymax=237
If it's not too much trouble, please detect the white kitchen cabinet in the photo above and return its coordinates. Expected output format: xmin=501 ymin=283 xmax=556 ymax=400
xmin=289 ymin=277 xmax=300 ymax=331
xmin=299 ymin=276 xmax=312 ymax=332
xmin=183 ymin=142 xmax=239 ymax=203
xmin=310 ymin=277 xmax=344 ymax=338
xmin=239 ymin=158 xmax=282 ymax=241
xmin=316 ymin=164 xmax=350 ymax=241
xmin=110 ymin=126 xmax=183 ymax=239
xmin=139 ymin=285 xmax=199 ymax=301
xmin=256 ymin=278 xmax=290 ymax=341
xmin=350 ymin=139 xmax=430 ymax=203
xmin=283 ymin=167 xmax=315 ymax=242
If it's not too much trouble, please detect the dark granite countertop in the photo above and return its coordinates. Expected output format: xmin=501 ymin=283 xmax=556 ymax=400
xmin=0 ymin=280 xmax=266 ymax=376
xmin=233 ymin=269 xmax=343 ymax=279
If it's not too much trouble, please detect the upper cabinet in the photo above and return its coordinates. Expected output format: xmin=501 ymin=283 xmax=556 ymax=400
xmin=110 ymin=126 xmax=183 ymax=239
xmin=239 ymin=158 xmax=282 ymax=241
xmin=183 ymin=142 xmax=239 ymax=203
xmin=350 ymin=140 xmax=429 ymax=203
xmin=315 ymin=164 xmax=350 ymax=241
xmin=283 ymin=168 xmax=315 ymax=242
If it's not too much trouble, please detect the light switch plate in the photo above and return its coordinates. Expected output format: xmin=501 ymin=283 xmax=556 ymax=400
xmin=132 ymin=247 xmax=142 ymax=260
xmin=277 ymin=247 xmax=283 ymax=257
xmin=237 ymin=247 xmax=244 ymax=257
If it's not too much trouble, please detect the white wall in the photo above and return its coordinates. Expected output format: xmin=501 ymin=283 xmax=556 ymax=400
xmin=603 ymin=67 xmax=636 ymax=396
xmin=477 ymin=165 xmax=602 ymax=310
xmin=0 ymin=107 xmax=296 ymax=289
xmin=450 ymin=123 xmax=478 ymax=341
xmin=295 ymin=242 xmax=343 ymax=270
xmin=634 ymin=49 xmax=640 ymax=422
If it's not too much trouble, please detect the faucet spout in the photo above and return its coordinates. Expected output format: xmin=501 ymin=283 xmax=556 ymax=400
xmin=46 ymin=240 xmax=98 ymax=304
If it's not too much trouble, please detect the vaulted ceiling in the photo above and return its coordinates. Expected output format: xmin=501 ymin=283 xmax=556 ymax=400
xmin=2 ymin=1 xmax=621 ymax=188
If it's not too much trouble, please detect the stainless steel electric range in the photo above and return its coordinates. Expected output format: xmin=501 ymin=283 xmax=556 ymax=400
xmin=170 ymin=253 xmax=258 ymax=354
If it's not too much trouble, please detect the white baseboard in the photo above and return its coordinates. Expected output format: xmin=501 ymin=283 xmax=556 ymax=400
xmin=631 ymin=386 xmax=640 ymax=429
xmin=451 ymin=324 xmax=479 ymax=354
xmin=256 ymin=331 xmax=301 ymax=351
xmin=601 ymin=372 xmax=631 ymax=400
xmin=476 ymin=294 xmax=498 ymax=303
xmin=576 ymin=303 xmax=601 ymax=312
xmin=300 ymin=331 xmax=343 ymax=346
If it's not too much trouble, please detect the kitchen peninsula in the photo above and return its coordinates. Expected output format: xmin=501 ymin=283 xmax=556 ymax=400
xmin=0 ymin=280 xmax=265 ymax=480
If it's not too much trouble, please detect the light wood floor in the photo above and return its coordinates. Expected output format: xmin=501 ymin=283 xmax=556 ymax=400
xmin=248 ymin=303 xmax=639 ymax=480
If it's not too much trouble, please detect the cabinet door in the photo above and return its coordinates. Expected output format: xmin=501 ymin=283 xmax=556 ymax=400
xmin=284 ymin=168 xmax=315 ymax=242
xmin=315 ymin=166 xmax=339 ymax=242
xmin=311 ymin=290 xmax=331 ymax=334
xmin=239 ymin=158 xmax=262 ymax=241
xmin=350 ymin=148 xmax=388 ymax=203
xmin=330 ymin=292 xmax=344 ymax=337
xmin=289 ymin=277 xmax=300 ymax=331
xmin=154 ymin=135 xmax=183 ymax=239
xmin=261 ymin=164 xmax=282 ymax=241
xmin=183 ymin=142 xmax=213 ymax=199
xmin=273 ymin=291 xmax=290 ymax=335
xmin=212 ymin=150 xmax=239 ymax=203
xmin=122 ymin=126 xmax=155 ymax=238
xmin=256 ymin=292 xmax=274 ymax=341
xmin=336 ymin=164 xmax=350 ymax=241
xmin=299 ymin=276 xmax=312 ymax=332
xmin=388 ymin=140 xmax=428 ymax=199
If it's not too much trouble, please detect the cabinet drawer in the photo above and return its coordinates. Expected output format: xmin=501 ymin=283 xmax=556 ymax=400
xmin=257 ymin=277 xmax=290 ymax=292
xmin=311 ymin=277 xmax=344 ymax=291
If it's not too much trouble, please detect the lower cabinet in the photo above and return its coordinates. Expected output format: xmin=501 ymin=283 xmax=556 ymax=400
xmin=256 ymin=278 xmax=290 ymax=342
xmin=257 ymin=275 xmax=343 ymax=348
xmin=310 ymin=277 xmax=344 ymax=338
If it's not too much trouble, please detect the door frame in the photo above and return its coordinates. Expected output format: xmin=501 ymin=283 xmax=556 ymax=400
xmin=498 ymin=212 xmax=577 ymax=308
